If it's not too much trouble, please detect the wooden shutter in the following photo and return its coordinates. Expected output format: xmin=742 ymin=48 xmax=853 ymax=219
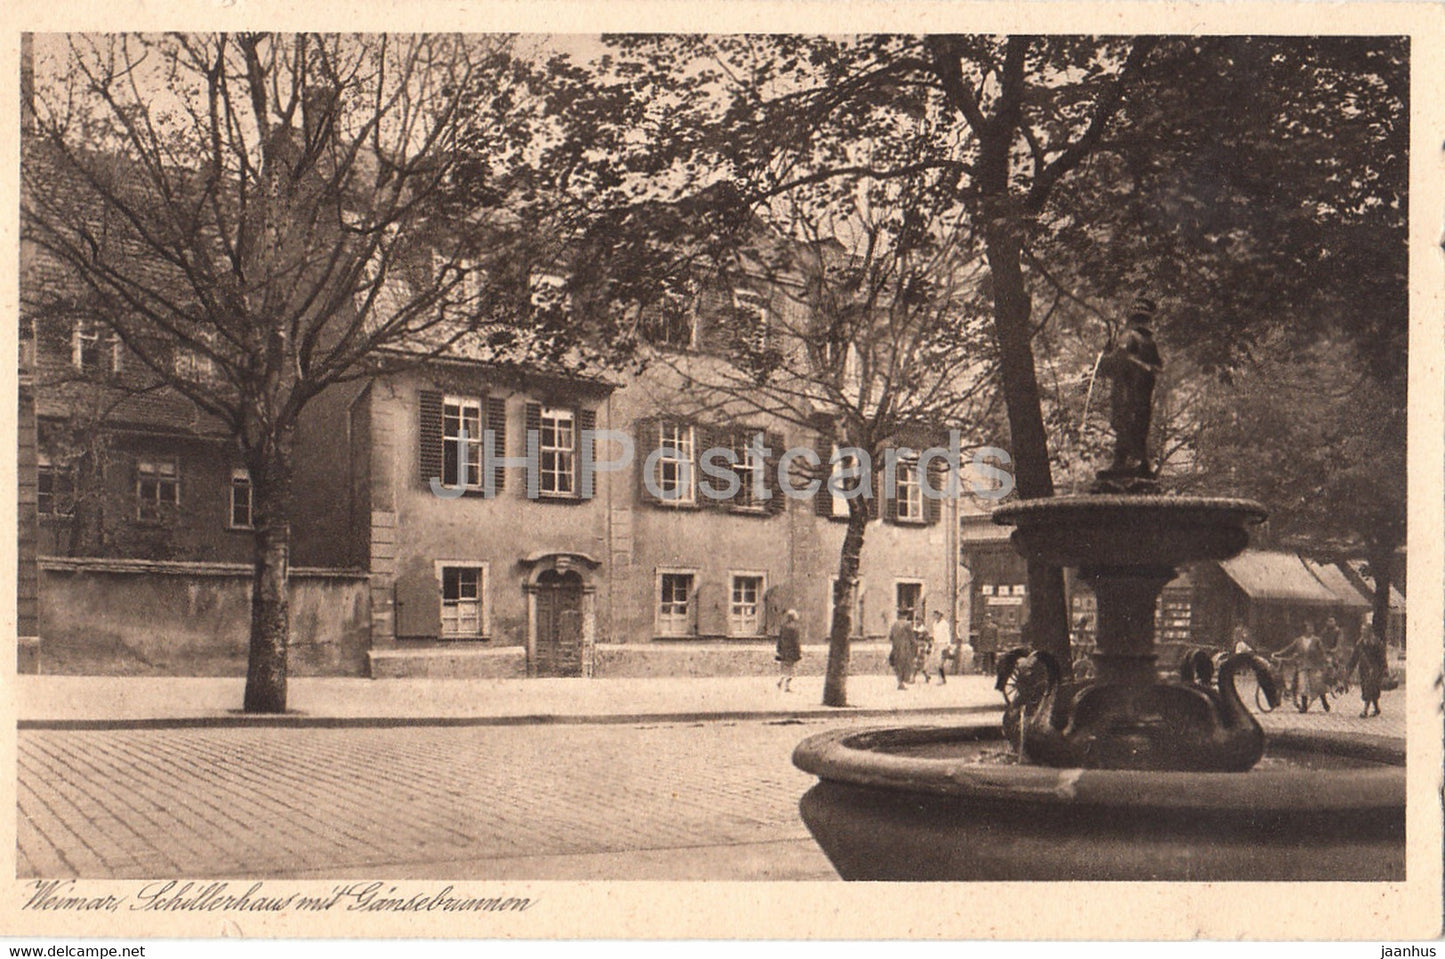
xmin=635 ymin=416 xmax=660 ymax=504
xmin=576 ymin=407 xmax=597 ymax=499
xmin=523 ymin=401 xmax=543 ymax=495
xmin=696 ymin=425 xmax=728 ymax=510
xmin=696 ymin=579 xmax=727 ymax=636
xmin=924 ymin=462 xmax=943 ymax=526
xmin=687 ymin=577 xmax=701 ymax=635
xmin=418 ymin=390 xmax=444 ymax=488
xmin=394 ymin=568 xmax=441 ymax=639
xmin=764 ymin=430 xmax=787 ymax=516
xmin=814 ymin=440 xmax=834 ymax=518
xmin=486 ymin=395 xmax=508 ymax=492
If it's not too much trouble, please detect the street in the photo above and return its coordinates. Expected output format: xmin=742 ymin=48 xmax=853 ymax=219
xmin=18 ymin=691 xmax=1405 ymax=882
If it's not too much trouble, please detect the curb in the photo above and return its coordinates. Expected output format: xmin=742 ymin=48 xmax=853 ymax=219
xmin=19 ymin=703 xmax=1003 ymax=732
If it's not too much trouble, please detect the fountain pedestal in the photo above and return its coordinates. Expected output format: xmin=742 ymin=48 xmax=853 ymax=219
xmin=992 ymin=495 xmax=1278 ymax=772
xmin=792 ymin=493 xmax=1405 ymax=880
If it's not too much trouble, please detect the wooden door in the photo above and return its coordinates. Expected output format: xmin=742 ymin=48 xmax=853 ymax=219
xmin=535 ymin=569 xmax=584 ymax=677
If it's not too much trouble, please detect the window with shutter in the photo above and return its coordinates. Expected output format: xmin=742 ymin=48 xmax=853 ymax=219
xmin=894 ymin=456 xmax=924 ymax=524
xmin=654 ymin=421 xmax=696 ymax=506
xmin=538 ymin=405 xmax=577 ymax=497
xmin=442 ymin=396 xmax=484 ymax=489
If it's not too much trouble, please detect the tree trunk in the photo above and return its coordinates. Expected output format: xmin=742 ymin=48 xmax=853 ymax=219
xmin=982 ymin=219 xmax=1071 ymax=669
xmin=242 ymin=434 xmax=295 ymax=713
xmin=821 ymin=501 xmax=870 ymax=707
xmin=1367 ymin=540 xmax=1396 ymax=649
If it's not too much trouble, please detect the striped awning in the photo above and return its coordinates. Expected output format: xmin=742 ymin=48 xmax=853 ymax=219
xmin=1218 ymin=552 xmax=1340 ymax=605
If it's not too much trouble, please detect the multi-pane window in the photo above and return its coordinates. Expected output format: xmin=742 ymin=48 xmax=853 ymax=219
xmin=36 ymin=455 xmax=72 ymax=517
xmin=440 ymin=566 xmax=484 ymax=639
xmin=72 ymin=320 xmax=119 ymax=373
xmin=229 ymin=468 xmax=253 ymax=529
xmin=540 ymin=407 xmax=576 ymax=496
xmin=136 ymin=458 xmax=179 ymax=521
xmin=442 ymin=397 xmax=483 ymax=488
xmin=656 ymin=423 xmax=696 ymax=504
xmin=896 ymin=581 xmax=924 ymax=623
xmin=658 ymin=572 xmax=695 ymax=636
xmin=730 ymin=574 xmax=764 ymax=636
xmin=730 ymin=431 xmax=764 ymax=509
xmin=895 ymin=457 xmax=923 ymax=522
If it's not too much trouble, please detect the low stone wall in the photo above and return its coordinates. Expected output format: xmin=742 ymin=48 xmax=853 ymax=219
xmin=368 ymin=646 xmax=528 ymax=679
xmin=37 ymin=558 xmax=370 ymax=677
xmin=593 ymin=642 xmax=895 ymax=679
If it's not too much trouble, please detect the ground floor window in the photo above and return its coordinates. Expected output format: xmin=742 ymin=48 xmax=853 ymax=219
xmin=229 ymin=469 xmax=253 ymax=529
xmin=136 ymin=457 xmax=180 ymax=522
xmin=895 ymin=580 xmax=924 ymax=623
xmin=729 ymin=573 xmax=765 ymax=636
xmin=657 ymin=571 xmax=695 ymax=636
xmin=441 ymin=565 xmax=485 ymax=639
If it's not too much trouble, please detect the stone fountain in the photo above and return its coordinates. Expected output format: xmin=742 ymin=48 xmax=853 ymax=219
xmin=792 ymin=301 xmax=1405 ymax=881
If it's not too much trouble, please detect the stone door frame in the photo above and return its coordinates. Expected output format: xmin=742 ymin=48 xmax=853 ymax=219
xmin=520 ymin=551 xmax=600 ymax=678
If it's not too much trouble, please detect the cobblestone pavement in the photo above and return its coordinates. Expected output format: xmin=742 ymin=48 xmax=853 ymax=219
xmin=17 ymin=689 xmax=1406 ymax=881
xmin=18 ymin=716 xmax=867 ymax=881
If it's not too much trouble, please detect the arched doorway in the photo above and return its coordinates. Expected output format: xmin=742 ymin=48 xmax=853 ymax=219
xmin=521 ymin=551 xmax=601 ymax=678
xmin=534 ymin=568 xmax=584 ymax=677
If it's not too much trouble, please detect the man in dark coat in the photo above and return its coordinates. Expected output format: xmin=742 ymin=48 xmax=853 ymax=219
xmin=889 ymin=613 xmax=917 ymax=690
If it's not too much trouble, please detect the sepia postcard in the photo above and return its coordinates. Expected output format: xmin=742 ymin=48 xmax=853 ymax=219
xmin=1 ymin=0 xmax=1442 ymax=944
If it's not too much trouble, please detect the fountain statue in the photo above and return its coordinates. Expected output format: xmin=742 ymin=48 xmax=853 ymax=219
xmin=792 ymin=296 xmax=1404 ymax=881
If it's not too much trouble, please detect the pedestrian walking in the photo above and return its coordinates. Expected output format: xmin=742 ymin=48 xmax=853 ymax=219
xmin=888 ymin=613 xmax=917 ymax=690
xmin=1275 ymin=620 xmax=1331 ymax=713
xmin=775 ymin=609 xmax=802 ymax=692
xmin=1345 ymin=631 xmax=1388 ymax=717
xmin=928 ymin=610 xmax=953 ymax=684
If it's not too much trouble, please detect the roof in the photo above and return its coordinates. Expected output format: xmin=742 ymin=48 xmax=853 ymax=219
xmin=1303 ymin=559 xmax=1372 ymax=609
xmin=1217 ymin=551 xmax=1341 ymax=605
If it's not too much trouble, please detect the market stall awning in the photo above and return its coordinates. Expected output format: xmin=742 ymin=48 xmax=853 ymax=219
xmin=1218 ymin=551 xmax=1340 ymax=605
xmin=1303 ymin=560 xmax=1372 ymax=609
xmin=1342 ymin=560 xmax=1407 ymax=610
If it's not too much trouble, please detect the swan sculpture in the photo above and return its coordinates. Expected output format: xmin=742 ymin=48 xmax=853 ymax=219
xmin=997 ymin=648 xmax=1283 ymax=771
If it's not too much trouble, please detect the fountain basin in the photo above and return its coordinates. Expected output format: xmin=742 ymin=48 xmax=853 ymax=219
xmin=992 ymin=494 xmax=1267 ymax=568
xmin=793 ymin=723 xmax=1404 ymax=881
